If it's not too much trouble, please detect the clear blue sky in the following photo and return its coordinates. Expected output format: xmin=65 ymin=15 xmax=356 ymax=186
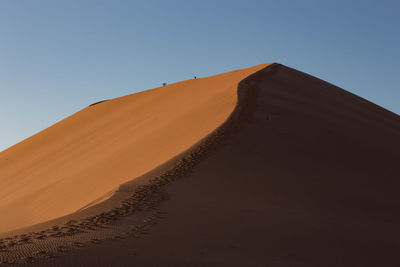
xmin=1 ymin=0 xmax=399 ymax=151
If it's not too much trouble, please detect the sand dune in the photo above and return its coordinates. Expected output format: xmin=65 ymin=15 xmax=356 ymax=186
xmin=0 ymin=63 xmax=269 ymax=233
xmin=1 ymin=63 xmax=400 ymax=266
xmin=49 ymin=63 xmax=399 ymax=266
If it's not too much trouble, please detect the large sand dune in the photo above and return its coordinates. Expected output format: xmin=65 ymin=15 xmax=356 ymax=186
xmin=0 ymin=64 xmax=268 ymax=233
xmin=1 ymin=63 xmax=400 ymax=266
xmin=51 ymin=63 xmax=399 ymax=266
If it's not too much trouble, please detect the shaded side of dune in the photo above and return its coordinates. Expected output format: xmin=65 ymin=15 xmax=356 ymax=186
xmin=41 ymin=63 xmax=400 ymax=266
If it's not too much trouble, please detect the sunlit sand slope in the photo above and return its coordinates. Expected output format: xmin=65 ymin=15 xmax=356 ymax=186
xmin=0 ymin=64 xmax=269 ymax=233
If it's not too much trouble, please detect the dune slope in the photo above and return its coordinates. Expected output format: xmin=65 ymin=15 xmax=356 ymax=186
xmin=0 ymin=64 xmax=269 ymax=233
xmin=44 ymin=63 xmax=400 ymax=266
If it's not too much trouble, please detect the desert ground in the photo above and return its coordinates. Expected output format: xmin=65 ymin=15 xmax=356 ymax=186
xmin=1 ymin=63 xmax=399 ymax=266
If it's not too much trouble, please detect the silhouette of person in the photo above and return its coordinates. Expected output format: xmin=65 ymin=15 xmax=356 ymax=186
xmin=194 ymin=76 xmax=197 ymax=79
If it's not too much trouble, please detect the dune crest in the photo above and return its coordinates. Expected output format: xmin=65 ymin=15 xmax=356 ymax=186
xmin=0 ymin=63 xmax=270 ymax=233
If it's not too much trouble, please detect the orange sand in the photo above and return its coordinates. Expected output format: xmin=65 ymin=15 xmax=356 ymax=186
xmin=0 ymin=64 xmax=269 ymax=233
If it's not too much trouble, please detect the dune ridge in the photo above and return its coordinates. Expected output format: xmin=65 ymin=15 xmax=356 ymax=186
xmin=0 ymin=63 xmax=269 ymax=233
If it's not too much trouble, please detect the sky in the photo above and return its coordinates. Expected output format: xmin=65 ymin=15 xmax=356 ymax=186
xmin=1 ymin=0 xmax=399 ymax=151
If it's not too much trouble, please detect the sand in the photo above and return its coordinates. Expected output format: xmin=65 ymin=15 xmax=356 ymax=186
xmin=1 ymin=63 xmax=400 ymax=266
xmin=0 ymin=63 xmax=269 ymax=234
